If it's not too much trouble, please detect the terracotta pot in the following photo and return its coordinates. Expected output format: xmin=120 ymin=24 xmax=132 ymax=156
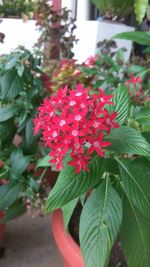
xmin=0 ymin=211 xmax=5 ymax=247
xmin=52 ymin=209 xmax=85 ymax=267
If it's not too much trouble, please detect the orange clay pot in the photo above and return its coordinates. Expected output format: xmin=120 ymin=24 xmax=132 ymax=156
xmin=52 ymin=209 xmax=85 ymax=267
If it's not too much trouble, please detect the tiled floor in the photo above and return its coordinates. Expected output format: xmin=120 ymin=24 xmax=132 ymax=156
xmin=0 ymin=214 xmax=63 ymax=267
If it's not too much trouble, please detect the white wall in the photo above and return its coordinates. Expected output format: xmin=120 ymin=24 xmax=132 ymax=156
xmin=61 ymin=0 xmax=76 ymax=18
xmin=0 ymin=19 xmax=40 ymax=55
xmin=72 ymin=21 xmax=134 ymax=63
xmin=76 ymin=0 xmax=91 ymax=21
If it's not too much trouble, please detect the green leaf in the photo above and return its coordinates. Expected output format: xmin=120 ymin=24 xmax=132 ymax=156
xmin=25 ymin=118 xmax=35 ymax=147
xmin=1 ymin=198 xmax=26 ymax=223
xmin=0 ymin=119 xmax=15 ymax=146
xmin=0 ymin=70 xmax=22 ymax=99
xmin=113 ymin=31 xmax=150 ymax=46
xmin=143 ymin=132 xmax=150 ymax=143
xmin=120 ymin=198 xmax=150 ymax=267
xmin=134 ymin=0 xmax=148 ymax=24
xmin=116 ymin=49 xmax=124 ymax=64
xmin=37 ymin=154 xmax=52 ymax=168
xmin=109 ymin=85 xmax=130 ymax=125
xmin=0 ymin=182 xmax=22 ymax=210
xmin=4 ymin=56 xmax=18 ymax=70
xmin=18 ymin=111 xmax=27 ymax=127
xmin=62 ymin=197 xmax=79 ymax=230
xmin=143 ymin=47 xmax=150 ymax=53
xmin=10 ymin=149 xmax=31 ymax=177
xmin=106 ymin=126 xmax=150 ymax=156
xmin=45 ymin=155 xmax=105 ymax=212
xmin=80 ymin=180 xmax=122 ymax=267
xmin=17 ymin=64 xmax=25 ymax=77
xmin=103 ymin=158 xmax=119 ymax=175
xmin=29 ymin=178 xmax=40 ymax=193
xmin=0 ymin=104 xmax=18 ymax=122
xmin=127 ymin=65 xmax=146 ymax=74
xmin=117 ymin=158 xmax=150 ymax=216
xmin=134 ymin=107 xmax=150 ymax=126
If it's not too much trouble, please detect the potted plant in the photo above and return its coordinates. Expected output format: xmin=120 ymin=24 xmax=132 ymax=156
xmin=34 ymin=44 xmax=150 ymax=267
xmin=91 ymin=0 xmax=149 ymax=24
xmin=0 ymin=0 xmax=40 ymax=55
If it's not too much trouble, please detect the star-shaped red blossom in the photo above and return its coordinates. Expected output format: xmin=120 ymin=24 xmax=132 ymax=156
xmin=33 ymin=84 xmax=119 ymax=173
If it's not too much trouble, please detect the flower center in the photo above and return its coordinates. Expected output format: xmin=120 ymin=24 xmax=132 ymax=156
xmin=93 ymin=141 xmax=100 ymax=147
xmin=70 ymin=101 xmax=76 ymax=106
xmin=75 ymin=92 xmax=82 ymax=96
xmin=72 ymin=130 xmax=78 ymax=136
xmin=100 ymin=97 xmax=105 ymax=102
xmin=75 ymin=115 xmax=82 ymax=121
xmin=52 ymin=131 xmax=58 ymax=138
xmin=59 ymin=120 xmax=66 ymax=126
xmin=80 ymin=103 xmax=85 ymax=108
xmin=93 ymin=121 xmax=99 ymax=128
xmin=74 ymin=143 xmax=80 ymax=149
xmin=106 ymin=118 xmax=111 ymax=124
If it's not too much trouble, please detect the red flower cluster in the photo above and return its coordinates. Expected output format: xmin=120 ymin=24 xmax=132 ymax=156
xmin=126 ymin=76 xmax=150 ymax=104
xmin=84 ymin=55 xmax=99 ymax=67
xmin=33 ymin=84 xmax=119 ymax=173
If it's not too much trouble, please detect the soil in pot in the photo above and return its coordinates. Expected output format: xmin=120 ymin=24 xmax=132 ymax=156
xmin=68 ymin=202 xmax=128 ymax=267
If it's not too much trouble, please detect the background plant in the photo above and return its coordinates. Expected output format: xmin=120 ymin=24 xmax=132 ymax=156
xmin=41 ymin=40 xmax=128 ymax=96
xmin=0 ymin=0 xmax=36 ymax=19
xmin=34 ymin=0 xmax=78 ymax=64
xmin=91 ymin=0 xmax=149 ymax=23
xmin=0 ymin=46 xmax=49 ymax=222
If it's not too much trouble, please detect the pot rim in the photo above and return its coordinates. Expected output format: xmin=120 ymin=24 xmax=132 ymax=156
xmin=52 ymin=209 xmax=85 ymax=267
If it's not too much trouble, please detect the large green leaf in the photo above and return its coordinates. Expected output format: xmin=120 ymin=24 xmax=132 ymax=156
xmin=45 ymin=155 xmax=105 ymax=212
xmin=80 ymin=180 xmax=122 ymax=267
xmin=0 ymin=104 xmax=18 ymax=122
xmin=117 ymin=158 xmax=150 ymax=216
xmin=108 ymin=85 xmax=130 ymax=125
xmin=0 ymin=119 xmax=15 ymax=144
xmin=127 ymin=65 xmax=146 ymax=74
xmin=0 ymin=70 xmax=22 ymax=99
xmin=25 ymin=118 xmax=34 ymax=147
xmin=62 ymin=197 xmax=79 ymax=230
xmin=120 ymin=198 xmax=150 ymax=267
xmin=10 ymin=149 xmax=31 ymax=178
xmin=1 ymin=198 xmax=26 ymax=223
xmin=134 ymin=0 xmax=149 ymax=23
xmin=134 ymin=107 xmax=150 ymax=126
xmin=0 ymin=182 xmax=22 ymax=210
xmin=106 ymin=126 xmax=150 ymax=156
xmin=113 ymin=31 xmax=150 ymax=46
xmin=37 ymin=154 xmax=52 ymax=168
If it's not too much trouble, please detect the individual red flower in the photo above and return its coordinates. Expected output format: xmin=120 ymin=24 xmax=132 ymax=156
xmin=103 ymin=109 xmax=119 ymax=133
xmin=68 ymin=154 xmax=90 ymax=173
xmin=49 ymin=156 xmax=64 ymax=172
xmin=127 ymin=76 xmax=142 ymax=85
xmin=85 ymin=55 xmax=99 ymax=67
xmin=87 ymin=133 xmax=111 ymax=156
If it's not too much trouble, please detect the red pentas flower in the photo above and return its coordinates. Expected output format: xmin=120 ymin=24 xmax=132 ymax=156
xmin=125 ymin=76 xmax=150 ymax=104
xmin=84 ymin=55 xmax=99 ymax=67
xmin=33 ymin=84 xmax=119 ymax=173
